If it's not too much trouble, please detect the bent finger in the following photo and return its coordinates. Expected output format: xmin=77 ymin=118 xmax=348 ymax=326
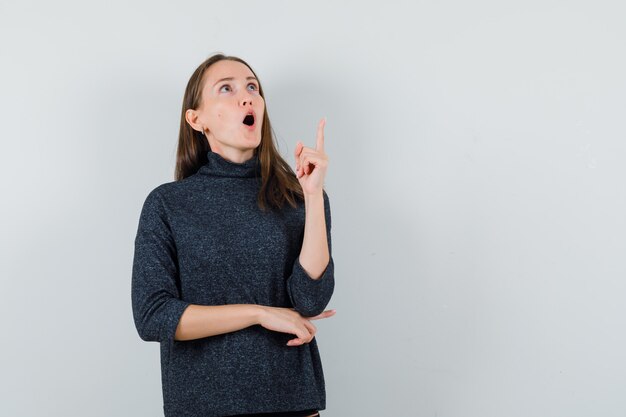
xmin=302 ymin=319 xmax=317 ymax=337
xmin=287 ymin=337 xmax=303 ymax=346
xmin=304 ymin=325 xmax=317 ymax=342
xmin=287 ymin=327 xmax=310 ymax=346
xmin=294 ymin=141 xmax=303 ymax=158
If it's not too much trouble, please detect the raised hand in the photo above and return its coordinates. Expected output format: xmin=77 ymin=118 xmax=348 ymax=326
xmin=294 ymin=118 xmax=329 ymax=196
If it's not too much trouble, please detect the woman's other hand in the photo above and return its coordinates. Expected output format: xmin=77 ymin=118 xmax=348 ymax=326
xmin=257 ymin=305 xmax=336 ymax=346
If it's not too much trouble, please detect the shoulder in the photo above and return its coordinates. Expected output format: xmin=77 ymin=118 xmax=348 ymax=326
xmin=143 ymin=176 xmax=199 ymax=205
xmin=142 ymin=181 xmax=174 ymax=205
xmin=137 ymin=183 xmax=169 ymax=224
xmin=139 ymin=179 xmax=189 ymax=215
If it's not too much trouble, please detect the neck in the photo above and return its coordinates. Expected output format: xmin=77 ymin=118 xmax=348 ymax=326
xmin=208 ymin=146 xmax=256 ymax=164
xmin=197 ymin=149 xmax=261 ymax=178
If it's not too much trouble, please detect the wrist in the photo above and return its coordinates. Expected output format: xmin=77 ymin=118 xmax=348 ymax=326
xmin=253 ymin=304 xmax=268 ymax=325
xmin=303 ymin=189 xmax=324 ymax=200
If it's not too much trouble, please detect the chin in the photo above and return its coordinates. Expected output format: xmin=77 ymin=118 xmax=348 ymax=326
xmin=248 ymin=134 xmax=262 ymax=145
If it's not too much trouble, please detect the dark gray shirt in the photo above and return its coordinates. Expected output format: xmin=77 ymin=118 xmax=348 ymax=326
xmin=131 ymin=150 xmax=335 ymax=417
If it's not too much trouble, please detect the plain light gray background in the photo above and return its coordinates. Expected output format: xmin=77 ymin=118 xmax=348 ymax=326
xmin=1 ymin=1 xmax=625 ymax=416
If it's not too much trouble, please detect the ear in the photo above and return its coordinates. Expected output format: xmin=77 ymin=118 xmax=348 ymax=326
xmin=185 ymin=109 xmax=205 ymax=134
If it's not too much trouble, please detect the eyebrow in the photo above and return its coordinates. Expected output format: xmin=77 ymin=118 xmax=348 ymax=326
xmin=213 ymin=76 xmax=258 ymax=87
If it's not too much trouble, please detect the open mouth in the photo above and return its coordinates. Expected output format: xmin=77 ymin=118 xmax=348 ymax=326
xmin=242 ymin=113 xmax=255 ymax=126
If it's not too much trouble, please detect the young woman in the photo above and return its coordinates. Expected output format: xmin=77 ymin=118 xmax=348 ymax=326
xmin=131 ymin=53 xmax=336 ymax=417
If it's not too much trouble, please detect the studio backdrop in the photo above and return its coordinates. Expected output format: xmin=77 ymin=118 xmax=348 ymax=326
xmin=1 ymin=1 xmax=624 ymax=416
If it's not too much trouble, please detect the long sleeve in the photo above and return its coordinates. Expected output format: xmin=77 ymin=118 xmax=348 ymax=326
xmin=286 ymin=189 xmax=335 ymax=317
xmin=131 ymin=188 xmax=190 ymax=344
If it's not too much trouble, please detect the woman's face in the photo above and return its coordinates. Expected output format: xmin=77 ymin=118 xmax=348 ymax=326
xmin=189 ymin=60 xmax=265 ymax=158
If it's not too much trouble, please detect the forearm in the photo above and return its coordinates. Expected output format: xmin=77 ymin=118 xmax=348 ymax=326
xmin=299 ymin=190 xmax=330 ymax=280
xmin=174 ymin=304 xmax=262 ymax=341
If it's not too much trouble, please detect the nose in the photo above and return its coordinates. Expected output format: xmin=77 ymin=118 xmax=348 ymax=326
xmin=240 ymin=93 xmax=253 ymax=107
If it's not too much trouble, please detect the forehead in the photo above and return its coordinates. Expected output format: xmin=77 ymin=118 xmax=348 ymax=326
xmin=204 ymin=60 xmax=254 ymax=84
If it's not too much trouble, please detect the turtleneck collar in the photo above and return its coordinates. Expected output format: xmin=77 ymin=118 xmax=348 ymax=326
xmin=197 ymin=150 xmax=261 ymax=178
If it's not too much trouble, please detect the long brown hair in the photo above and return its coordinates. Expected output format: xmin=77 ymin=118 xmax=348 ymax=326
xmin=175 ymin=53 xmax=306 ymax=212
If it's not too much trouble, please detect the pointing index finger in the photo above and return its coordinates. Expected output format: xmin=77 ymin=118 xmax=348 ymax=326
xmin=316 ymin=117 xmax=325 ymax=152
